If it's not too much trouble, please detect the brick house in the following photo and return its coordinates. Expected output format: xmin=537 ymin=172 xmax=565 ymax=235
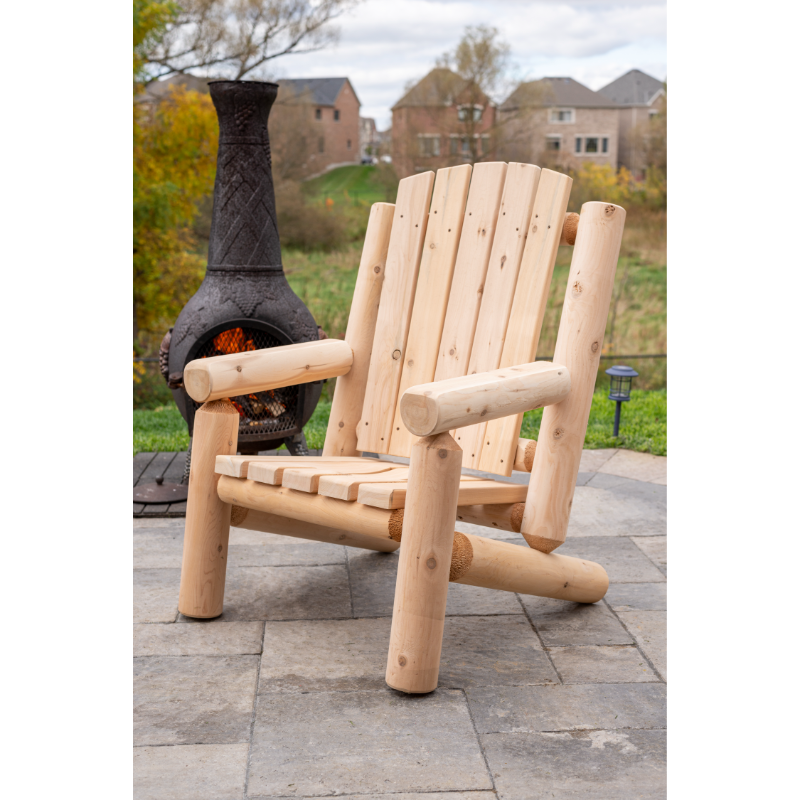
xmin=391 ymin=68 xmax=496 ymax=179
xmin=598 ymin=69 xmax=665 ymax=178
xmin=275 ymin=77 xmax=361 ymax=175
xmin=498 ymin=77 xmax=620 ymax=169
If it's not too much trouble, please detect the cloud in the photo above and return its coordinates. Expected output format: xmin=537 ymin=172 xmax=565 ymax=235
xmin=270 ymin=0 xmax=666 ymax=127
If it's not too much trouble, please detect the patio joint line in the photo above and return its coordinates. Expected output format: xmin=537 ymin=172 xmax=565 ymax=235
xmin=601 ymin=596 xmax=665 ymax=682
xmin=244 ymin=621 xmax=267 ymax=799
xmin=514 ymin=592 xmax=564 ymax=684
xmin=459 ymin=688 xmax=498 ymax=794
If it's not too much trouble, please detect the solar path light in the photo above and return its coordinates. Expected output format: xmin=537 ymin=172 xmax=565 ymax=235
xmin=605 ymin=364 xmax=638 ymax=437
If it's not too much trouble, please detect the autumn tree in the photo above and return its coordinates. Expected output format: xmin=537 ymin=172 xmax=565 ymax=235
xmin=134 ymin=1 xmax=219 ymax=343
xmin=139 ymin=0 xmax=360 ymax=82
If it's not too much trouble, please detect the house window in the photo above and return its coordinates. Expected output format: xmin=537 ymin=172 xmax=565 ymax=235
xmin=481 ymin=135 xmax=491 ymax=155
xmin=457 ymin=105 xmax=483 ymax=122
xmin=315 ymin=108 xmax=321 ymax=120
xmin=450 ymin=135 xmax=459 ymax=155
xmin=461 ymin=136 xmax=471 ymax=154
xmin=546 ymin=136 xmax=561 ymax=152
xmin=602 ymin=137 xmax=609 ymax=153
xmin=418 ymin=135 xmax=440 ymax=157
xmin=347 ymin=139 xmax=351 ymax=149
xmin=550 ymin=108 xmax=574 ymax=123
xmin=318 ymin=136 xmax=324 ymax=153
xmin=334 ymin=109 xmax=340 ymax=121
xmin=585 ymin=137 xmax=599 ymax=153
xmin=575 ymin=137 xmax=581 ymax=153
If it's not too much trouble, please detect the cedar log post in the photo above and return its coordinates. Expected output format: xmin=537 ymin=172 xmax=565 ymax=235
xmin=178 ymin=399 xmax=239 ymax=618
xmin=385 ymin=432 xmax=462 ymax=693
xmin=521 ymin=202 xmax=626 ymax=553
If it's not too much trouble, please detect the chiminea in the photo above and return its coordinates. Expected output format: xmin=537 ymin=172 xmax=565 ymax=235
xmin=167 ymin=80 xmax=322 ymax=456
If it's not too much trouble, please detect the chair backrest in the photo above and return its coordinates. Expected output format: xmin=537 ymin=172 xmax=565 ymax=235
xmin=323 ymin=163 xmax=620 ymax=479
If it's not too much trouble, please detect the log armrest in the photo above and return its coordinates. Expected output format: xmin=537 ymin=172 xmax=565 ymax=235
xmin=400 ymin=361 xmax=570 ymax=437
xmin=183 ymin=338 xmax=353 ymax=403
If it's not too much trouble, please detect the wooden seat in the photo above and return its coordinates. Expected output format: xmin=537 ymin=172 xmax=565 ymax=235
xmin=179 ymin=161 xmax=626 ymax=694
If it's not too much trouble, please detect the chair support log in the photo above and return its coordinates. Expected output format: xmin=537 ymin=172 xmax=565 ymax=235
xmin=179 ymin=399 xmax=239 ymax=618
xmin=386 ymin=433 xmax=463 ymax=694
xmin=521 ymin=202 xmax=626 ymax=553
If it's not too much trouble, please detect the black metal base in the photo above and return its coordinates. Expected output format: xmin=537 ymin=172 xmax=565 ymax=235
xmin=133 ymin=479 xmax=189 ymax=504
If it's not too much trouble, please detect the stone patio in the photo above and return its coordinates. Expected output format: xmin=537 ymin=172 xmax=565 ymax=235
xmin=133 ymin=448 xmax=666 ymax=799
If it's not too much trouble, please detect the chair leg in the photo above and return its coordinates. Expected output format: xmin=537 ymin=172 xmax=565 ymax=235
xmin=385 ymin=432 xmax=462 ymax=693
xmin=178 ymin=399 xmax=239 ymax=619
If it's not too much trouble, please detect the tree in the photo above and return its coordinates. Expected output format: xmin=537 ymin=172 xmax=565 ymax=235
xmin=134 ymin=1 xmax=219 ymax=342
xmin=140 ymin=0 xmax=360 ymax=82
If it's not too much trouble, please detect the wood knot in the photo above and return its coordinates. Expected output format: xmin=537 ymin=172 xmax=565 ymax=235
xmin=532 ymin=225 xmax=538 ymax=233
xmin=438 ymin=449 xmax=448 ymax=459
xmin=572 ymin=281 xmax=582 ymax=294
xmin=236 ymin=365 xmax=242 ymax=372
xmin=605 ymin=205 xmax=615 ymax=216
xmin=217 ymin=545 xmax=223 ymax=552
xmin=398 ymin=655 xmax=407 ymax=666
xmin=373 ymin=265 xmax=381 ymax=273
xmin=407 ymin=359 xmax=414 ymax=367
xmin=338 ymin=421 xmax=344 ymax=428
xmin=553 ymin=428 xmax=565 ymax=439
xmin=426 ymin=557 xmax=437 ymax=569
xmin=449 ymin=348 xmax=455 ymax=356
xmin=430 ymin=242 xmax=436 ymax=249
xmin=591 ymin=341 xmax=599 ymax=353
xmin=480 ymin=409 xmax=487 ymax=417
xmin=392 ymin=350 xmax=401 ymax=360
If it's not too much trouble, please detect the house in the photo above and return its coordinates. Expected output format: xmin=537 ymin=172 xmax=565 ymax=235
xmin=498 ymin=77 xmax=620 ymax=169
xmin=276 ymin=78 xmax=361 ymax=175
xmin=391 ymin=68 xmax=496 ymax=178
xmin=598 ymin=69 xmax=665 ymax=177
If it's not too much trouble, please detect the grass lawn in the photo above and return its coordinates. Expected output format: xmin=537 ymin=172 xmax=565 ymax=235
xmin=133 ymin=390 xmax=665 ymax=457
xmin=303 ymin=164 xmax=393 ymax=206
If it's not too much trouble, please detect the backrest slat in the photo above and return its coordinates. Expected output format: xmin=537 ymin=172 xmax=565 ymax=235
xmin=323 ymin=202 xmax=395 ymax=456
xmin=456 ymin=163 xmax=542 ymax=469
xmin=476 ymin=168 xmax=573 ymax=475
xmin=387 ymin=164 xmax=473 ymax=457
xmin=434 ymin=162 xmax=508 ymax=383
xmin=356 ymin=171 xmax=435 ymax=454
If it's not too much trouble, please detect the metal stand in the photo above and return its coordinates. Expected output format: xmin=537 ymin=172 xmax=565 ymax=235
xmin=613 ymin=401 xmax=622 ymax=437
xmin=284 ymin=431 xmax=311 ymax=456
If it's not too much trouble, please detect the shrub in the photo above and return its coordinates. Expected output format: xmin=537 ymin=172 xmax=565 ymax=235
xmin=275 ymin=181 xmax=350 ymax=251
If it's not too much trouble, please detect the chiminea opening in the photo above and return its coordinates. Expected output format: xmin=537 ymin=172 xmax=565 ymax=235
xmin=181 ymin=320 xmax=321 ymax=455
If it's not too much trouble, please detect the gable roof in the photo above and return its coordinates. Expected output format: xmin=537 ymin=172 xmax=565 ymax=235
xmin=598 ymin=69 xmax=664 ymax=106
xmin=501 ymin=77 xmax=619 ymax=110
xmin=277 ymin=77 xmax=359 ymax=107
xmin=392 ymin=68 xmax=478 ymax=109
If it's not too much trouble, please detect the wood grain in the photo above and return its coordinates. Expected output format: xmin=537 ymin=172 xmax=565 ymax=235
xmin=455 ymin=162 xmax=541 ymax=468
xmin=216 ymin=455 xmax=375 ymax=479
xmin=323 ymin=202 xmax=395 ymax=456
xmin=358 ymin=477 xmax=527 ymax=510
xmin=388 ymin=164 xmax=473 ymax=457
xmin=385 ymin=433 xmax=462 ymax=693
xmin=435 ymin=161 xmax=507 ymax=382
xmin=178 ymin=400 xmax=239 ymax=618
xmin=357 ymin=171 xmax=435 ymax=453
xmin=477 ymin=168 xmax=573 ymax=475
xmin=400 ymin=361 xmax=570 ymax=437
xmin=521 ymin=201 xmax=626 ymax=553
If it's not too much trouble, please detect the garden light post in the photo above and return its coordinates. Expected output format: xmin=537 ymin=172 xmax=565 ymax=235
xmin=605 ymin=365 xmax=638 ymax=437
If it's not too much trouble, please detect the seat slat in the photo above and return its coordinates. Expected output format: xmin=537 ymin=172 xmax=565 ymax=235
xmin=215 ymin=455 xmax=375 ymax=479
xmin=434 ymin=162 xmax=507 ymax=383
xmin=455 ymin=162 xmax=542 ymax=468
xmin=477 ymin=168 xmax=573 ymax=475
xmin=319 ymin=469 xmax=482 ymax=502
xmin=357 ymin=171 xmax=435 ymax=454
xmin=357 ymin=478 xmax=527 ymax=510
xmin=279 ymin=462 xmax=400 ymax=493
xmin=245 ymin=459 xmax=385 ymax=486
xmin=387 ymin=164 xmax=473 ymax=457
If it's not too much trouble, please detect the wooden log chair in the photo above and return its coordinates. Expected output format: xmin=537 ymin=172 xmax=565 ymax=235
xmin=179 ymin=162 xmax=626 ymax=694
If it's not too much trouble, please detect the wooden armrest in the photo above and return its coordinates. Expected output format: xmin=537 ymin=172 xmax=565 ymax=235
xmin=183 ymin=339 xmax=353 ymax=403
xmin=399 ymin=361 xmax=570 ymax=437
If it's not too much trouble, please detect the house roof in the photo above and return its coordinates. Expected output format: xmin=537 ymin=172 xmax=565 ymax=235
xmin=137 ymin=73 xmax=212 ymax=102
xmin=598 ymin=69 xmax=664 ymax=106
xmin=501 ymin=77 xmax=619 ymax=110
xmin=392 ymin=68 xmax=472 ymax=109
xmin=277 ymin=77 xmax=359 ymax=107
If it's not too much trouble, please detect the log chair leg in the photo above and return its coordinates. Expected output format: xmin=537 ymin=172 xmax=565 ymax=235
xmin=385 ymin=432 xmax=462 ymax=693
xmin=178 ymin=399 xmax=239 ymax=619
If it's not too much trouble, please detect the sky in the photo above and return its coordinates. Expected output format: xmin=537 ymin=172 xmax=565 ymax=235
xmin=269 ymin=0 xmax=667 ymax=130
